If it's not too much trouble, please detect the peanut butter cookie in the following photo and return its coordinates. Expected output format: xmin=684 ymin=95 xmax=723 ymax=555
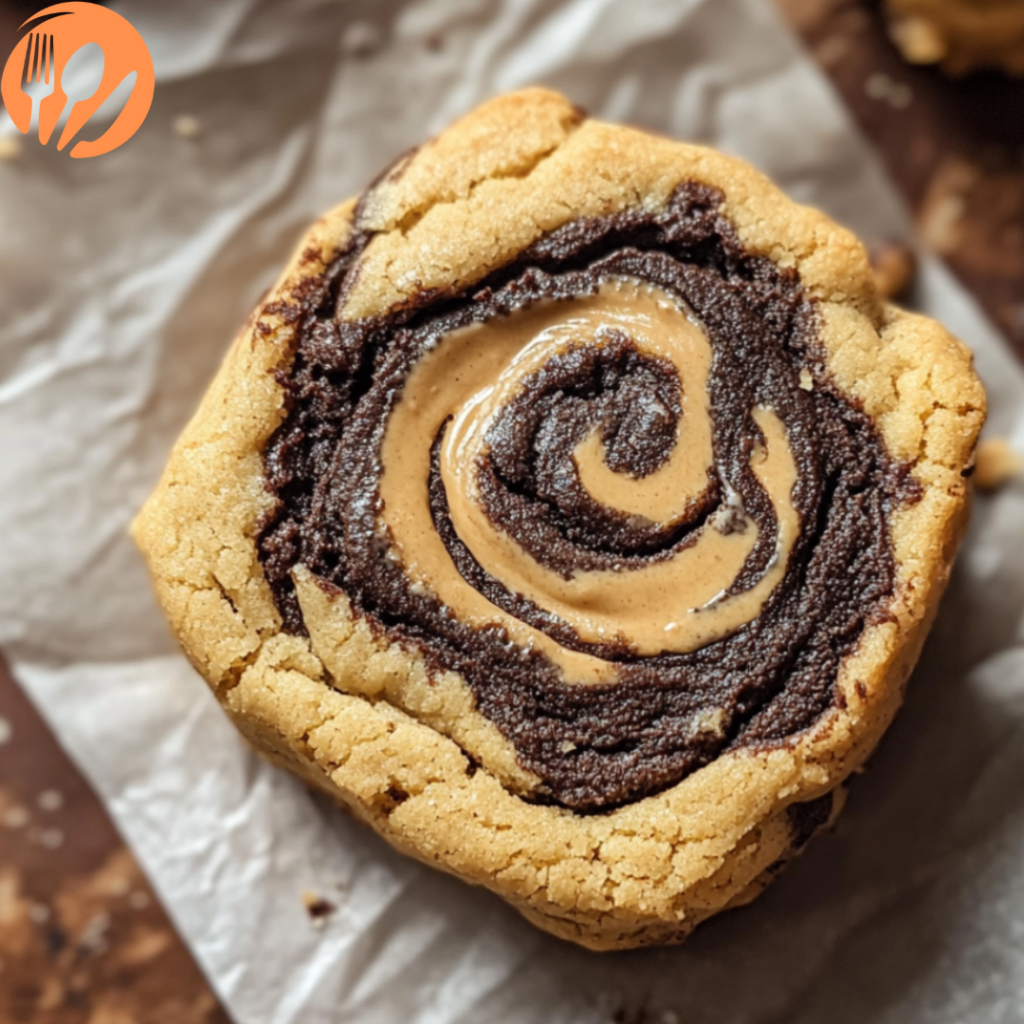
xmin=133 ymin=89 xmax=985 ymax=950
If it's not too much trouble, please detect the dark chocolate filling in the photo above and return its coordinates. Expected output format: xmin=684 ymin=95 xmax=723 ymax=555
xmin=257 ymin=183 xmax=915 ymax=812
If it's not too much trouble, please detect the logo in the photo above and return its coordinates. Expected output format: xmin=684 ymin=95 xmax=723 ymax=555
xmin=1 ymin=2 xmax=154 ymax=159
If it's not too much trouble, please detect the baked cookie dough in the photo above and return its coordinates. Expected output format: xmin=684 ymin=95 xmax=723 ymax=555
xmin=133 ymin=88 xmax=985 ymax=950
xmin=886 ymin=0 xmax=1024 ymax=74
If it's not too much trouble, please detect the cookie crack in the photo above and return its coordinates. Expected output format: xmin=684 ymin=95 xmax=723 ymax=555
xmin=363 ymin=110 xmax=584 ymax=248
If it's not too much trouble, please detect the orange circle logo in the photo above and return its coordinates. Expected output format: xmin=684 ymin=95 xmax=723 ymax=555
xmin=1 ymin=2 xmax=154 ymax=158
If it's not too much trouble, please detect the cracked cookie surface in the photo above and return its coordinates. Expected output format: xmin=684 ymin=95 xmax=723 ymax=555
xmin=133 ymin=88 xmax=985 ymax=950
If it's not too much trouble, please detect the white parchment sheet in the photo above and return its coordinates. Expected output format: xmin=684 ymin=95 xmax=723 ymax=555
xmin=2 ymin=0 xmax=1023 ymax=1021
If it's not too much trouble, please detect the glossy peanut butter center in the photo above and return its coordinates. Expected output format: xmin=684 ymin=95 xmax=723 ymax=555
xmin=379 ymin=279 xmax=799 ymax=683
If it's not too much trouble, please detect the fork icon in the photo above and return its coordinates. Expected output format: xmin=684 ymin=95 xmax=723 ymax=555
xmin=20 ymin=32 xmax=55 ymax=138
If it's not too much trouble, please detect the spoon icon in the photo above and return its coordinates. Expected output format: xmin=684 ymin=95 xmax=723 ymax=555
xmin=53 ymin=42 xmax=104 ymax=150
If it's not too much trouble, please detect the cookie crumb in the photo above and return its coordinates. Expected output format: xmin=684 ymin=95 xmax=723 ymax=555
xmin=0 ymin=136 xmax=20 ymax=162
xmin=37 ymin=789 xmax=64 ymax=812
xmin=39 ymin=827 xmax=64 ymax=849
xmin=692 ymin=707 xmax=726 ymax=738
xmin=870 ymin=242 xmax=917 ymax=300
xmin=865 ymin=72 xmax=892 ymax=100
xmin=108 ymin=875 xmax=131 ymax=897
xmin=2 ymin=805 xmax=29 ymax=829
xmin=302 ymin=890 xmax=337 ymax=927
xmin=128 ymin=890 xmax=151 ymax=910
xmin=560 ymin=740 xmax=577 ymax=753
xmin=79 ymin=911 xmax=111 ymax=954
xmin=799 ymin=368 xmax=814 ymax=391
xmin=35 ymin=823 xmax=63 ymax=847
xmin=890 ymin=15 xmax=948 ymax=65
xmin=28 ymin=902 xmax=51 ymax=925
xmin=173 ymin=114 xmax=202 ymax=139
xmin=974 ymin=438 xmax=1023 ymax=492
xmin=919 ymin=193 xmax=965 ymax=254
xmin=864 ymin=72 xmax=913 ymax=110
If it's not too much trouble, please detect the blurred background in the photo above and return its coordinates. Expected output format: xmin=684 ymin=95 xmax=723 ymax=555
xmin=1 ymin=1 xmax=1022 ymax=1022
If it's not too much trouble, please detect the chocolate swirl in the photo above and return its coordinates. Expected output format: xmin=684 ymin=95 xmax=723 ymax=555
xmin=258 ymin=184 xmax=914 ymax=811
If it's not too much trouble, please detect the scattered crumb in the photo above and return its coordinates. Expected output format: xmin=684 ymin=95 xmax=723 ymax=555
xmin=40 ymin=827 xmax=64 ymax=850
xmin=692 ymin=707 xmax=726 ymax=738
xmin=919 ymin=193 xmax=965 ymax=254
xmin=890 ymin=15 xmax=948 ymax=65
xmin=173 ymin=114 xmax=202 ymax=139
xmin=865 ymin=72 xmax=891 ymax=99
xmin=108 ymin=875 xmax=131 ymax=898
xmin=2 ymin=805 xmax=29 ymax=829
xmin=560 ymin=740 xmax=577 ymax=753
xmin=864 ymin=72 xmax=914 ymax=110
xmin=799 ymin=368 xmax=814 ymax=390
xmin=870 ymin=241 xmax=917 ymax=300
xmin=0 ymin=716 xmax=11 ymax=745
xmin=974 ymin=438 xmax=1023 ymax=492
xmin=0 ymin=135 xmax=22 ymax=161
xmin=301 ymin=890 xmax=337 ymax=927
xmin=28 ymin=902 xmax=51 ymax=924
xmin=128 ymin=889 xmax=151 ymax=910
xmin=37 ymin=789 xmax=64 ymax=812
xmin=79 ymin=911 xmax=111 ymax=954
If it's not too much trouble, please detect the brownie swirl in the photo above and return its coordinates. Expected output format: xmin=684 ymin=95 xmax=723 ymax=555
xmin=258 ymin=183 xmax=915 ymax=812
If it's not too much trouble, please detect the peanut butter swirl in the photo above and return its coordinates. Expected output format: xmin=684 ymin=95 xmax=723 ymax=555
xmin=381 ymin=279 xmax=799 ymax=682
xmin=258 ymin=183 xmax=914 ymax=811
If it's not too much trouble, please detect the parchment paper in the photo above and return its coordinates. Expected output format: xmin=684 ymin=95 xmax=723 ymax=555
xmin=2 ymin=0 xmax=1023 ymax=1021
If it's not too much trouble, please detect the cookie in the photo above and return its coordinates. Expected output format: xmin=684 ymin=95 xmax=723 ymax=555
xmin=132 ymin=89 xmax=985 ymax=950
xmin=886 ymin=0 xmax=1024 ymax=74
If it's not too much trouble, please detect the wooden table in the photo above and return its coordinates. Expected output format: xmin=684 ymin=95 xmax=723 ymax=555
xmin=0 ymin=657 xmax=230 ymax=1024
xmin=1 ymin=2 xmax=1022 ymax=1021
xmin=778 ymin=0 xmax=1024 ymax=357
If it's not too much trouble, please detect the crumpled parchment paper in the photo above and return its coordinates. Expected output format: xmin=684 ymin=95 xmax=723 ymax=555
xmin=2 ymin=0 xmax=1023 ymax=1021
